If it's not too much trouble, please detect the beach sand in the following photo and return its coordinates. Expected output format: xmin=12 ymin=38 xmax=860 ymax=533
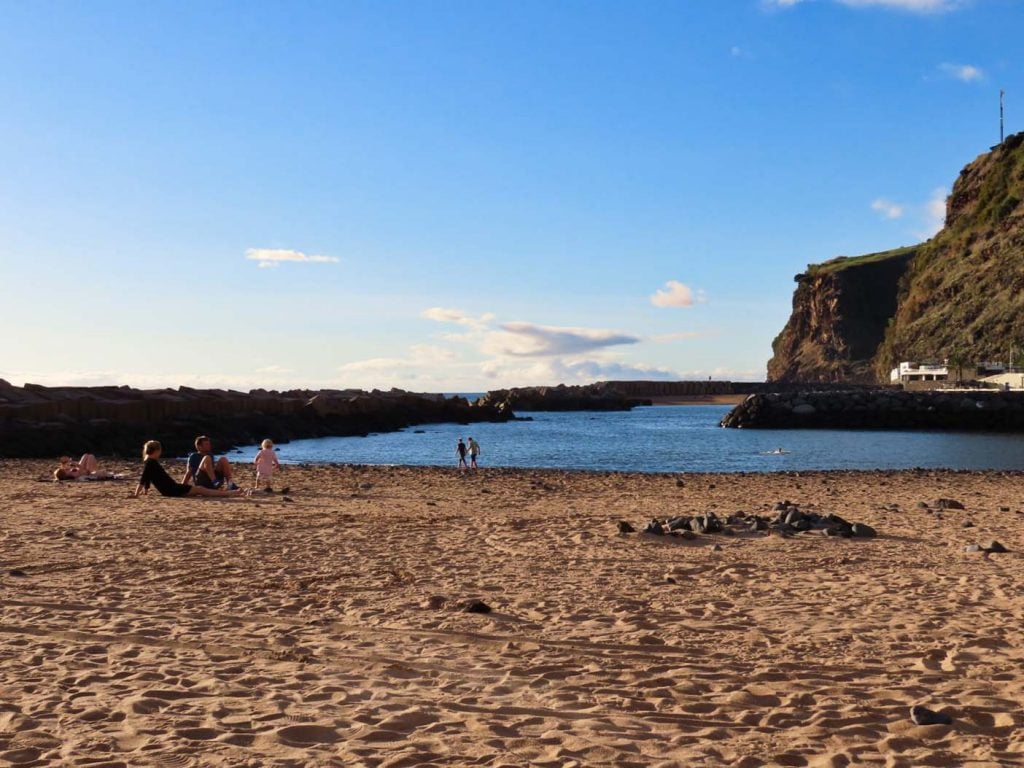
xmin=1 ymin=460 xmax=1022 ymax=767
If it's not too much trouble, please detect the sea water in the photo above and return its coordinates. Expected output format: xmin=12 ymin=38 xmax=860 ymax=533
xmin=231 ymin=405 xmax=1024 ymax=473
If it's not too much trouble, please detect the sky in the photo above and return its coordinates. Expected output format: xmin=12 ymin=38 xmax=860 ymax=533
xmin=0 ymin=0 xmax=1020 ymax=392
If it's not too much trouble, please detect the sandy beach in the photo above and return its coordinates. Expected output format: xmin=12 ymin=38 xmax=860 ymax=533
xmin=1 ymin=460 xmax=1022 ymax=767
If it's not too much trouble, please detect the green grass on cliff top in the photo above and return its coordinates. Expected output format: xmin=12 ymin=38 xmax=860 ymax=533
xmin=806 ymin=244 xmax=919 ymax=277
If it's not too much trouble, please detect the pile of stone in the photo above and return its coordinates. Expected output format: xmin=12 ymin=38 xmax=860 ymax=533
xmin=620 ymin=501 xmax=878 ymax=540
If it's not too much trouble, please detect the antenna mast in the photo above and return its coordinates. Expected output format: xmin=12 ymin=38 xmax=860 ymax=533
xmin=1000 ymin=89 xmax=1005 ymax=144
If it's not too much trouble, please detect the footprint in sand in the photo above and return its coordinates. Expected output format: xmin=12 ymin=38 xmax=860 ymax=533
xmin=275 ymin=724 xmax=340 ymax=746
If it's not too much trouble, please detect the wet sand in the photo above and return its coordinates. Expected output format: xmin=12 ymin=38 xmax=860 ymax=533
xmin=1 ymin=460 xmax=1022 ymax=767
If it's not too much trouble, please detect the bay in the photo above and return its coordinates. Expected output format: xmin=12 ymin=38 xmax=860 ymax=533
xmin=231 ymin=405 xmax=1024 ymax=473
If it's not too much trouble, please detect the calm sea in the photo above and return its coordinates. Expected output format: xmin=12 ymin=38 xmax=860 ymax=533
xmin=232 ymin=405 xmax=1024 ymax=473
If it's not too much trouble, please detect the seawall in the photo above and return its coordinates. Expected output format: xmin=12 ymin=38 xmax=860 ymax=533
xmin=720 ymin=389 xmax=1024 ymax=431
xmin=0 ymin=381 xmax=511 ymax=458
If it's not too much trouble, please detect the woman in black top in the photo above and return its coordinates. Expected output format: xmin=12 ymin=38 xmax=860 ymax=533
xmin=133 ymin=440 xmax=244 ymax=498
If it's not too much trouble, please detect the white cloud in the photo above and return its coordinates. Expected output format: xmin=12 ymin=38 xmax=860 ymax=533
xmin=765 ymin=0 xmax=966 ymax=11
xmin=481 ymin=322 xmax=640 ymax=358
xmin=421 ymin=307 xmax=496 ymax=330
xmin=871 ymin=198 xmax=905 ymax=220
xmin=939 ymin=62 xmax=984 ymax=82
xmin=841 ymin=0 xmax=965 ymax=10
xmin=651 ymin=331 xmax=704 ymax=343
xmin=921 ymin=187 xmax=948 ymax=237
xmin=650 ymin=280 xmax=701 ymax=308
xmin=479 ymin=357 xmax=680 ymax=386
xmin=245 ymin=248 xmax=339 ymax=268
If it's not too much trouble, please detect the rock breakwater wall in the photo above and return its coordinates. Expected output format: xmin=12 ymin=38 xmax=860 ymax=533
xmin=720 ymin=389 xmax=1024 ymax=431
xmin=478 ymin=383 xmax=651 ymax=412
xmin=0 ymin=380 xmax=511 ymax=458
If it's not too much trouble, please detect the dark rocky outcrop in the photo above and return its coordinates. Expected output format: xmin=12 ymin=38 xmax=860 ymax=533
xmin=769 ymin=131 xmax=1024 ymax=384
xmin=477 ymin=383 xmax=651 ymax=412
xmin=0 ymin=380 xmax=511 ymax=458
xmin=721 ymin=388 xmax=1024 ymax=431
xmin=768 ymin=247 xmax=917 ymax=383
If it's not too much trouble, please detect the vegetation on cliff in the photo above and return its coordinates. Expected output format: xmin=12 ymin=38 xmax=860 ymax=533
xmin=875 ymin=132 xmax=1024 ymax=378
xmin=769 ymin=132 xmax=1024 ymax=383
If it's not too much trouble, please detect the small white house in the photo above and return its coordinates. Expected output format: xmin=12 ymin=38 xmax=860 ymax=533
xmin=890 ymin=361 xmax=950 ymax=384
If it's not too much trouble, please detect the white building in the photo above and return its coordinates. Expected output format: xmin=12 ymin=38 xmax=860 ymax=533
xmin=890 ymin=361 xmax=950 ymax=384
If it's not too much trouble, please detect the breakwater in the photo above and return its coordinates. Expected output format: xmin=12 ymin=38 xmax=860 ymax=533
xmin=0 ymin=381 xmax=511 ymax=458
xmin=720 ymin=389 xmax=1024 ymax=431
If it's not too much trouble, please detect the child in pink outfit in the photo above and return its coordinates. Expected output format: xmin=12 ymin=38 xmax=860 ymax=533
xmin=254 ymin=439 xmax=281 ymax=491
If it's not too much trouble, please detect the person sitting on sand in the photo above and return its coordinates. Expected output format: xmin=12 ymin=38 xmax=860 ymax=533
xmin=54 ymin=453 xmax=117 ymax=481
xmin=183 ymin=435 xmax=237 ymax=490
xmin=134 ymin=440 xmax=244 ymax=498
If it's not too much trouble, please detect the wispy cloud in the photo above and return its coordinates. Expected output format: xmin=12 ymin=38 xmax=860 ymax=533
xmin=871 ymin=198 xmax=905 ymax=220
xmin=421 ymin=307 xmax=495 ymax=330
xmin=245 ymin=248 xmax=339 ymax=268
xmin=939 ymin=62 xmax=984 ymax=82
xmin=920 ymin=187 xmax=948 ymax=238
xmin=764 ymin=0 xmax=966 ymax=11
xmin=482 ymin=322 xmax=640 ymax=358
xmin=651 ymin=280 xmax=705 ymax=308
xmin=651 ymin=331 xmax=704 ymax=343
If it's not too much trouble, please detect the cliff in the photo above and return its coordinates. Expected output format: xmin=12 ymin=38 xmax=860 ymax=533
xmin=768 ymin=131 xmax=1024 ymax=383
xmin=0 ymin=381 xmax=511 ymax=459
xmin=767 ymin=246 xmax=917 ymax=382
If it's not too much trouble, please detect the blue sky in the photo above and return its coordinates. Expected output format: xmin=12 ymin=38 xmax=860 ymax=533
xmin=0 ymin=0 xmax=1019 ymax=391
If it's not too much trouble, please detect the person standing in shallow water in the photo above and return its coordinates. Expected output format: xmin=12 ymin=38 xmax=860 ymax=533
xmin=456 ymin=438 xmax=469 ymax=471
xmin=468 ymin=437 xmax=480 ymax=470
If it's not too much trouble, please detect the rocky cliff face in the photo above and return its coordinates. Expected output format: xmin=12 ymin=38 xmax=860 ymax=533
xmin=767 ymin=247 xmax=916 ymax=382
xmin=768 ymin=131 xmax=1024 ymax=383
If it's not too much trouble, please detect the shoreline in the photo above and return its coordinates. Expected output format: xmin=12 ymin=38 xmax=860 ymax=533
xmin=18 ymin=457 xmax=1024 ymax=480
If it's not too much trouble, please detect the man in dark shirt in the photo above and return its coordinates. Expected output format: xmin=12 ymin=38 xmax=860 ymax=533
xmin=182 ymin=435 xmax=237 ymax=490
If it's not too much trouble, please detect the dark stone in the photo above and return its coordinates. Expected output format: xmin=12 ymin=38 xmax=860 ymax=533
xmin=283 ymin=496 xmax=295 ymax=503
xmin=935 ymin=498 xmax=965 ymax=510
xmin=916 ymin=501 xmax=930 ymax=509
xmin=910 ymin=705 xmax=952 ymax=726
xmin=617 ymin=520 xmax=636 ymax=534
xmin=711 ymin=543 xmax=722 ymax=552
xmin=851 ymin=523 xmax=877 ymax=538
xmin=63 ymin=530 xmax=76 ymax=538
xmin=641 ymin=520 xmax=665 ymax=536
xmin=962 ymin=521 xmax=974 ymax=528
xmin=666 ymin=516 xmax=689 ymax=531
xmin=463 ymin=599 xmax=492 ymax=614
xmin=7 ymin=569 xmax=27 ymax=577
xmin=676 ymin=479 xmax=685 ymax=487
xmin=982 ymin=540 xmax=1008 ymax=553
xmin=999 ymin=506 xmax=1011 ymax=512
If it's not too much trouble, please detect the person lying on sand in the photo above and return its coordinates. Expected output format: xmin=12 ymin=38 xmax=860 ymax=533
xmin=54 ymin=453 xmax=120 ymax=481
xmin=133 ymin=440 xmax=246 ymax=498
